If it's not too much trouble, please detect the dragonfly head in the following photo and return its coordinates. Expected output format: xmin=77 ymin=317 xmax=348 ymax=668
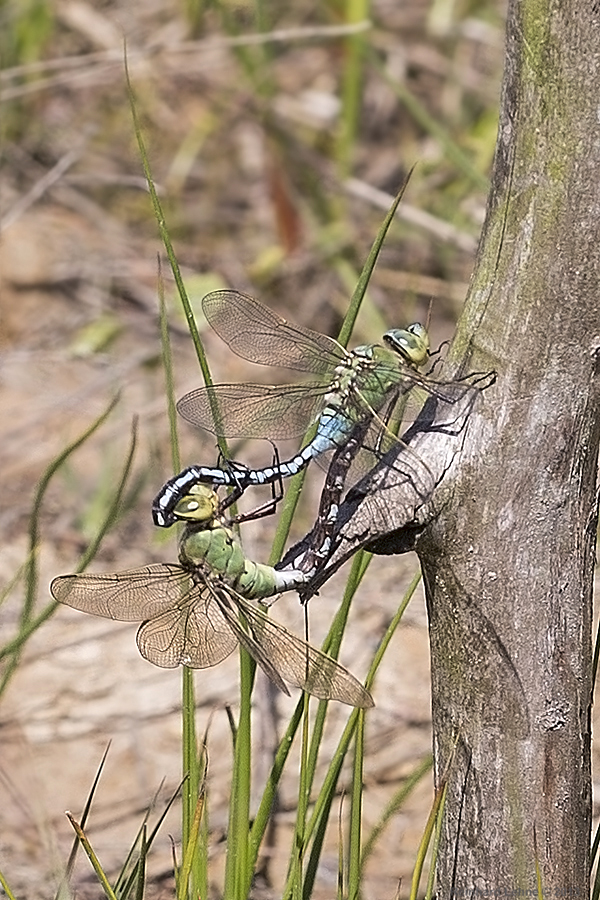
xmin=171 ymin=484 xmax=219 ymax=523
xmin=383 ymin=323 xmax=430 ymax=368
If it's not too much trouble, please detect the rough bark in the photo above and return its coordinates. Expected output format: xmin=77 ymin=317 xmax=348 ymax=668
xmin=288 ymin=0 xmax=600 ymax=891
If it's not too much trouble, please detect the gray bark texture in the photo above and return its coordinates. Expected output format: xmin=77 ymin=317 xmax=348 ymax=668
xmin=293 ymin=0 xmax=600 ymax=892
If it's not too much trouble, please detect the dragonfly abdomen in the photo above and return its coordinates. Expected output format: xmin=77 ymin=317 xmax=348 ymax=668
xmin=238 ymin=559 xmax=308 ymax=598
xmin=181 ymin=522 xmax=308 ymax=600
xmin=153 ymin=434 xmax=338 ymax=528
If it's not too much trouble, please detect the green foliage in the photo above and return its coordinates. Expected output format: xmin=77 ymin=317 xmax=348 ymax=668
xmin=0 ymin=0 xmax=54 ymax=68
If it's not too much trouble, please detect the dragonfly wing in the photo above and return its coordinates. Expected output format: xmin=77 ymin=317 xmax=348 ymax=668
xmin=51 ymin=564 xmax=194 ymax=622
xmin=203 ymin=290 xmax=344 ymax=374
xmin=342 ymin=375 xmax=482 ymax=499
xmin=177 ymin=383 xmax=326 ymax=439
xmin=210 ymin=586 xmax=290 ymax=694
xmin=229 ymin=592 xmax=374 ymax=708
xmin=348 ymin=403 xmax=436 ymax=501
xmin=395 ymin=365 xmax=483 ymax=406
xmin=136 ymin=586 xmax=237 ymax=669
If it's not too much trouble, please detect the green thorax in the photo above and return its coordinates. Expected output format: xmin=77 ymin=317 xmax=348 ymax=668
xmin=180 ymin=520 xmax=302 ymax=600
xmin=329 ymin=344 xmax=420 ymax=414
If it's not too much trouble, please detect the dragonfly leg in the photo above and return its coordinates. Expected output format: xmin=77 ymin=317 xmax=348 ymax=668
xmin=227 ymin=443 xmax=285 ymax=525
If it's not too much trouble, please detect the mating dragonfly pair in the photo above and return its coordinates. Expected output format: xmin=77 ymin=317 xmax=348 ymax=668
xmin=52 ymin=290 xmax=477 ymax=707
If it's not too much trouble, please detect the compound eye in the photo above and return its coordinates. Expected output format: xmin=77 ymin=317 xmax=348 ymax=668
xmin=172 ymin=492 xmax=217 ymax=521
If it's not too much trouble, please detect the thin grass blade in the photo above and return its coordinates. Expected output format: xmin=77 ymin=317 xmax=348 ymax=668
xmin=133 ymin=825 xmax=147 ymax=900
xmin=178 ymin=782 xmax=206 ymax=900
xmin=24 ymin=393 xmax=119 ymax=624
xmin=55 ymin=743 xmax=112 ymax=900
xmin=0 ymin=868 xmax=18 ymax=900
xmin=289 ymin=569 xmax=421 ymax=898
xmin=0 ymin=397 xmax=127 ymax=696
xmin=223 ymin=644 xmax=255 ymax=900
xmin=66 ymin=813 xmax=118 ymax=900
xmin=424 ymin=781 xmax=447 ymax=900
xmin=346 ymin=708 xmax=366 ymax=900
xmin=157 ymin=256 xmax=181 ymax=475
xmin=408 ymin=776 xmax=448 ymax=900
xmin=361 ymin=754 xmax=432 ymax=868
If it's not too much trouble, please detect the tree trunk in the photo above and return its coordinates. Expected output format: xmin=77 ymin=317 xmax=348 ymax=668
xmin=291 ymin=0 xmax=600 ymax=890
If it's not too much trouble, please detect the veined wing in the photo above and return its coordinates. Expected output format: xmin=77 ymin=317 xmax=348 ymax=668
xmin=203 ymin=290 xmax=346 ymax=375
xmin=212 ymin=583 xmax=374 ymax=708
xmin=136 ymin=586 xmax=237 ymax=669
xmin=337 ymin=389 xmax=434 ymax=488
xmin=389 ymin=364 xmax=481 ymax=407
xmin=347 ymin=375 xmax=482 ymax=488
xmin=177 ymin=382 xmax=327 ymax=439
xmin=340 ymin=371 xmax=483 ymax=484
xmin=52 ymin=564 xmax=239 ymax=669
xmin=51 ymin=564 xmax=195 ymax=621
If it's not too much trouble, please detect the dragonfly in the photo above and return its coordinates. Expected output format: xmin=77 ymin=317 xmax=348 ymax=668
xmin=51 ymin=485 xmax=373 ymax=708
xmin=153 ymin=290 xmax=471 ymax=528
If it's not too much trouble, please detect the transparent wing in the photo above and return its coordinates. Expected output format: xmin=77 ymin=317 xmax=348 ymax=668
xmin=388 ymin=369 xmax=480 ymax=407
xmin=341 ymin=375 xmax=484 ymax=495
xmin=215 ymin=586 xmax=374 ymax=708
xmin=52 ymin=564 xmax=240 ymax=670
xmin=51 ymin=564 xmax=195 ymax=621
xmin=177 ymin=382 xmax=327 ymax=439
xmin=203 ymin=290 xmax=345 ymax=374
xmin=344 ymin=398 xmax=435 ymax=497
xmin=136 ymin=586 xmax=237 ymax=669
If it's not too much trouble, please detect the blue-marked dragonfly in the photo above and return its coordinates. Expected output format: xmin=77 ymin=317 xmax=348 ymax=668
xmin=153 ymin=290 xmax=472 ymax=528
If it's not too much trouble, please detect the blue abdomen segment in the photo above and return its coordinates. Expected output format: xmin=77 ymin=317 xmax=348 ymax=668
xmin=312 ymin=405 xmax=353 ymax=449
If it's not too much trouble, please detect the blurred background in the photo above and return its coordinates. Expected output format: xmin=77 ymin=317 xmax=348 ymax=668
xmin=0 ymin=1 xmax=506 ymax=896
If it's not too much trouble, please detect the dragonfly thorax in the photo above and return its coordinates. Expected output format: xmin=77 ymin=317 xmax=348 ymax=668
xmin=331 ymin=348 xmax=374 ymax=379
xmin=181 ymin=523 xmax=240 ymax=577
xmin=324 ymin=350 xmax=378 ymax=410
xmin=351 ymin=344 xmax=377 ymax=360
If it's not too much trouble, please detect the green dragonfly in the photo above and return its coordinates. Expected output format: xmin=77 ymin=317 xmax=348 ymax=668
xmin=51 ymin=485 xmax=373 ymax=707
xmin=153 ymin=290 xmax=472 ymax=528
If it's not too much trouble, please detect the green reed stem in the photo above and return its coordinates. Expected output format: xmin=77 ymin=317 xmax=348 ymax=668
xmin=337 ymin=0 xmax=370 ymax=178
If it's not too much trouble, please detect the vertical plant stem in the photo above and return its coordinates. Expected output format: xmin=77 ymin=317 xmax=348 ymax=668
xmin=225 ymin=645 xmax=255 ymax=899
xmin=181 ymin=668 xmax=198 ymax=897
xmin=158 ymin=259 xmax=202 ymax=899
xmin=157 ymin=259 xmax=181 ymax=473
xmin=424 ymin=781 xmax=447 ymax=900
xmin=288 ymin=693 xmax=311 ymax=898
xmin=409 ymin=781 xmax=447 ymax=900
xmin=347 ymin=709 xmax=365 ymax=900
xmin=337 ymin=0 xmax=370 ymax=177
